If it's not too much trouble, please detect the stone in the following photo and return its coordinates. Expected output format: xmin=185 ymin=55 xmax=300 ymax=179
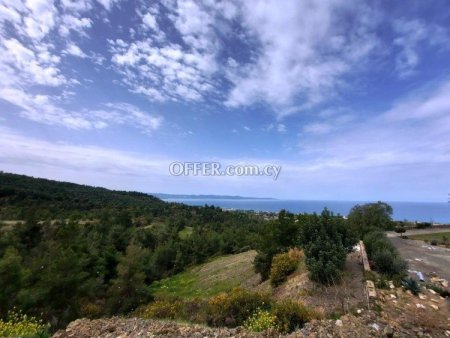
xmin=335 ymin=320 xmax=343 ymax=327
xmin=428 ymin=289 xmax=437 ymax=295
xmin=383 ymin=325 xmax=394 ymax=338
xmin=370 ymin=323 xmax=380 ymax=331
xmin=416 ymin=303 xmax=426 ymax=309
xmin=430 ymin=304 xmax=439 ymax=310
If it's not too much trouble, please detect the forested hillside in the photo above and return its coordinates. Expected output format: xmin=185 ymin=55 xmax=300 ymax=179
xmin=0 ymin=172 xmax=264 ymax=330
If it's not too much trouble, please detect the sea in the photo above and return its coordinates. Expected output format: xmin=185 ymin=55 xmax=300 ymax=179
xmin=163 ymin=199 xmax=450 ymax=224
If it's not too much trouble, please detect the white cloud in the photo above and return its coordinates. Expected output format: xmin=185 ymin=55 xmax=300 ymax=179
xmin=298 ymin=81 xmax=450 ymax=172
xmin=225 ymin=1 xmax=380 ymax=113
xmin=142 ymin=12 xmax=157 ymax=30
xmin=23 ymin=0 xmax=57 ymax=40
xmin=302 ymin=122 xmax=332 ymax=135
xmin=393 ymin=19 xmax=449 ymax=78
xmin=277 ymin=124 xmax=286 ymax=133
xmin=59 ymin=15 xmax=92 ymax=37
xmin=1 ymin=38 xmax=66 ymax=86
xmin=65 ymin=43 xmax=88 ymax=58
xmin=96 ymin=0 xmax=119 ymax=11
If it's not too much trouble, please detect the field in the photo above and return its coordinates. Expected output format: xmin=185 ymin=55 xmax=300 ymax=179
xmin=150 ymin=250 xmax=260 ymax=298
xmin=408 ymin=231 xmax=450 ymax=242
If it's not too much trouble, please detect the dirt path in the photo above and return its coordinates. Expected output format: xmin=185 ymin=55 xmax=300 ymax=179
xmin=386 ymin=227 xmax=450 ymax=237
xmin=389 ymin=236 xmax=450 ymax=281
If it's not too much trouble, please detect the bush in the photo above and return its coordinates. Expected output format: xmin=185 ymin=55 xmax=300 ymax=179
xmin=244 ymin=308 xmax=278 ymax=332
xmin=363 ymin=231 xmax=407 ymax=279
xmin=0 ymin=309 xmax=50 ymax=338
xmin=206 ymin=288 xmax=272 ymax=327
xmin=430 ymin=239 xmax=438 ymax=246
xmin=375 ymin=278 xmax=389 ymax=289
xmin=273 ymin=300 xmax=320 ymax=333
xmin=253 ymin=252 xmax=273 ymax=281
xmin=269 ymin=250 xmax=301 ymax=287
xmin=425 ymin=284 xmax=450 ymax=298
xmin=402 ymin=278 xmax=421 ymax=296
xmin=141 ymin=298 xmax=184 ymax=320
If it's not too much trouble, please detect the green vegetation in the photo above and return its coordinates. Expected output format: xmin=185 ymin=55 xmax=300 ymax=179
xmin=178 ymin=226 xmax=193 ymax=239
xmin=298 ymin=209 xmax=356 ymax=284
xmin=255 ymin=208 xmax=357 ymax=285
xmin=244 ymin=309 xmax=278 ymax=332
xmin=140 ymin=288 xmax=319 ymax=333
xmin=363 ymin=230 xmax=407 ymax=279
xmin=348 ymin=201 xmax=394 ymax=238
xmin=409 ymin=231 xmax=450 ymax=244
xmin=0 ymin=309 xmax=50 ymax=338
xmin=0 ymin=173 xmax=264 ymax=329
xmin=402 ymin=277 xmax=420 ymax=295
xmin=269 ymin=249 xmax=303 ymax=287
xmin=0 ymin=172 xmax=409 ymax=333
xmin=150 ymin=251 xmax=258 ymax=298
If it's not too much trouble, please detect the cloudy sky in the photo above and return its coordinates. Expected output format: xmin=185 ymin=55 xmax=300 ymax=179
xmin=1 ymin=0 xmax=450 ymax=202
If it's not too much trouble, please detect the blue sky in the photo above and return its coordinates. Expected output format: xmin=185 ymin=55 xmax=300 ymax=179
xmin=1 ymin=0 xmax=450 ymax=202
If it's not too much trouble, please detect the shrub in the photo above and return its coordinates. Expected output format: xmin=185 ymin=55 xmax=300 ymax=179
xmin=270 ymin=251 xmax=300 ymax=287
xmin=363 ymin=231 xmax=407 ymax=279
xmin=375 ymin=278 xmax=389 ymax=289
xmin=141 ymin=298 xmax=184 ymax=320
xmin=426 ymin=284 xmax=450 ymax=298
xmin=430 ymin=239 xmax=438 ymax=246
xmin=273 ymin=300 xmax=319 ymax=333
xmin=402 ymin=278 xmax=421 ymax=296
xmin=253 ymin=252 xmax=273 ymax=281
xmin=0 ymin=309 xmax=50 ymax=338
xmin=206 ymin=288 xmax=272 ymax=327
xmin=244 ymin=308 xmax=278 ymax=332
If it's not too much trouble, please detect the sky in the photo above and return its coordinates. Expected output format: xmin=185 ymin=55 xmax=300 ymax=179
xmin=0 ymin=0 xmax=450 ymax=202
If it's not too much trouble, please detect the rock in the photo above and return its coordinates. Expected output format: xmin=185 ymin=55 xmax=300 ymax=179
xmin=416 ymin=303 xmax=426 ymax=309
xmin=428 ymin=289 xmax=437 ymax=295
xmin=418 ymin=294 xmax=427 ymax=300
xmin=389 ymin=281 xmax=395 ymax=289
xmin=335 ymin=319 xmax=343 ymax=327
xmin=389 ymin=294 xmax=397 ymax=299
xmin=430 ymin=304 xmax=439 ymax=310
xmin=383 ymin=325 xmax=394 ymax=337
xmin=370 ymin=323 xmax=380 ymax=331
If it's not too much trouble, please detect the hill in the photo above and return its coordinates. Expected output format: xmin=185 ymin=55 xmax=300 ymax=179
xmin=0 ymin=172 xmax=165 ymax=219
xmin=150 ymin=250 xmax=260 ymax=298
xmin=0 ymin=172 xmax=264 ymax=330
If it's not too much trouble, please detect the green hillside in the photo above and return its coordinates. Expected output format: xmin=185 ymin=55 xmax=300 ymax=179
xmin=150 ymin=250 xmax=260 ymax=298
xmin=0 ymin=172 xmax=264 ymax=330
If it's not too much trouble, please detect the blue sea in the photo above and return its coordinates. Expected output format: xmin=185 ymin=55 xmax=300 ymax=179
xmin=163 ymin=199 xmax=450 ymax=223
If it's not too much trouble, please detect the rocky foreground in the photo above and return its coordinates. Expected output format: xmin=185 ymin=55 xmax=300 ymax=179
xmin=52 ymin=312 xmax=446 ymax=338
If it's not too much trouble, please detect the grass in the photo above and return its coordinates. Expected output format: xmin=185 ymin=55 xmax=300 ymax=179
xmin=150 ymin=250 xmax=259 ymax=298
xmin=178 ymin=226 xmax=193 ymax=239
xmin=408 ymin=231 xmax=450 ymax=242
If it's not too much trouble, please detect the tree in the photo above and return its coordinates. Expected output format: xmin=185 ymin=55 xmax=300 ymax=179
xmin=107 ymin=244 xmax=152 ymax=314
xmin=298 ymin=209 xmax=350 ymax=284
xmin=347 ymin=202 xmax=394 ymax=238
xmin=253 ymin=211 xmax=299 ymax=281
xmin=0 ymin=247 xmax=27 ymax=317
xmin=394 ymin=226 xmax=406 ymax=237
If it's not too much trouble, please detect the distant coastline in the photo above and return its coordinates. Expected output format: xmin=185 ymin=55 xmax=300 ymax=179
xmin=151 ymin=193 xmax=276 ymax=200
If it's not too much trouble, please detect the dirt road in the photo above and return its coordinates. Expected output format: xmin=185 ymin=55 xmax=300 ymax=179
xmin=389 ymin=236 xmax=450 ymax=281
xmin=386 ymin=227 xmax=450 ymax=237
